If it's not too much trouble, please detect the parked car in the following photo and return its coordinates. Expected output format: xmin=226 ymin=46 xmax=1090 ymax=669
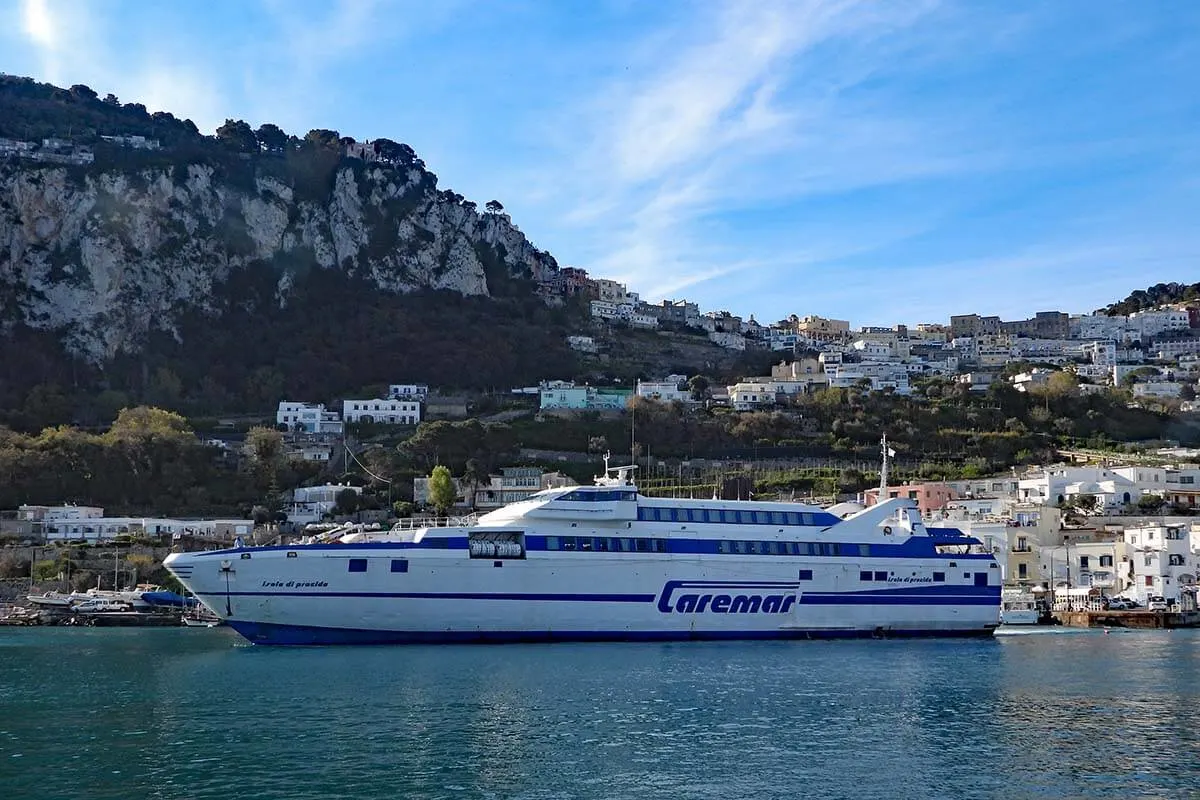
xmin=1147 ymin=596 xmax=1168 ymax=612
xmin=1105 ymin=597 xmax=1136 ymax=610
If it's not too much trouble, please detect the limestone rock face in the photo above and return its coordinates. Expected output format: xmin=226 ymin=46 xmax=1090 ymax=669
xmin=0 ymin=160 xmax=557 ymax=363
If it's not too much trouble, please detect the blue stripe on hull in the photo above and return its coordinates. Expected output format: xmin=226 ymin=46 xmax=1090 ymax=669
xmin=227 ymin=620 xmax=997 ymax=646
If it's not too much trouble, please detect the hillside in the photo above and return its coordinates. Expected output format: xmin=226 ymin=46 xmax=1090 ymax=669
xmin=0 ymin=75 xmax=587 ymax=425
xmin=1102 ymin=282 xmax=1200 ymax=316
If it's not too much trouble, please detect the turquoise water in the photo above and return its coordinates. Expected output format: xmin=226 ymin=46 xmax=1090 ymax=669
xmin=2 ymin=628 xmax=1199 ymax=799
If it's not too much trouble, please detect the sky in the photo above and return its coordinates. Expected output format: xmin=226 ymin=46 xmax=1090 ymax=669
xmin=3 ymin=0 xmax=1198 ymax=328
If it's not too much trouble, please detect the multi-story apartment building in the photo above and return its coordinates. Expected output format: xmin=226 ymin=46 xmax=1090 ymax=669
xmin=277 ymin=402 xmax=345 ymax=434
xmin=343 ymin=398 xmax=421 ymax=425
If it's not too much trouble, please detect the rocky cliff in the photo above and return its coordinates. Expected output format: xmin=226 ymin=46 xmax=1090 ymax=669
xmin=0 ymin=157 xmax=558 ymax=363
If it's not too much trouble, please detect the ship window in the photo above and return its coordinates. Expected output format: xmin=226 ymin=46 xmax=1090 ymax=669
xmin=830 ymin=544 xmax=841 ymax=556
xmin=562 ymin=538 xmax=577 ymax=551
xmin=754 ymin=511 xmax=771 ymax=524
xmin=859 ymin=545 xmax=871 ymax=557
xmin=596 ymin=538 xmax=609 ymax=552
xmin=860 ymin=570 xmax=873 ymax=581
xmin=390 ymin=559 xmax=408 ymax=573
xmin=637 ymin=508 xmax=650 ymax=521
xmin=874 ymin=571 xmax=888 ymax=582
xmin=348 ymin=558 xmax=367 ymax=573
xmin=798 ymin=569 xmax=814 ymax=581
xmin=738 ymin=511 xmax=754 ymax=524
xmin=546 ymin=536 xmax=559 ymax=550
xmin=654 ymin=539 xmax=668 ymax=553
xmin=800 ymin=513 xmax=813 ymax=526
xmin=771 ymin=511 xmax=786 ymax=525
xmin=933 ymin=572 xmax=945 ymax=582
xmin=787 ymin=542 xmax=799 ymax=555
xmin=785 ymin=512 xmax=800 ymax=526
xmin=635 ymin=539 xmax=650 ymax=552
xmin=731 ymin=540 xmax=745 ymax=554
xmin=580 ymin=538 xmax=593 ymax=551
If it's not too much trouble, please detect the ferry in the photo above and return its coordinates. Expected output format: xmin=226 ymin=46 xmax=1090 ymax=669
xmin=164 ymin=455 xmax=1001 ymax=646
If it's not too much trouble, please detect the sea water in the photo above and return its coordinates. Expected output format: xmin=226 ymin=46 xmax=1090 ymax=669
xmin=2 ymin=627 xmax=1199 ymax=799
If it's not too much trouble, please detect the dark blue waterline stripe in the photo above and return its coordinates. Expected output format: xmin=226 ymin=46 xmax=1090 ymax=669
xmin=226 ymin=620 xmax=997 ymax=646
xmin=205 ymin=590 xmax=997 ymax=606
xmin=218 ymin=591 xmax=656 ymax=602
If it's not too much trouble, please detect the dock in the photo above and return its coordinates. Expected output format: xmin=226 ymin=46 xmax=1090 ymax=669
xmin=1053 ymin=609 xmax=1200 ymax=629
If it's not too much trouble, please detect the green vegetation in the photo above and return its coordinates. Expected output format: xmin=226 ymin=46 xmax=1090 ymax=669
xmin=427 ymin=466 xmax=456 ymax=514
xmin=1103 ymin=282 xmax=1200 ymax=316
xmin=0 ymin=406 xmax=318 ymax=516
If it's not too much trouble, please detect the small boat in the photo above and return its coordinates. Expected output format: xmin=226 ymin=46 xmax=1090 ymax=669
xmin=1000 ymin=589 xmax=1040 ymax=625
xmin=26 ymin=591 xmax=89 ymax=608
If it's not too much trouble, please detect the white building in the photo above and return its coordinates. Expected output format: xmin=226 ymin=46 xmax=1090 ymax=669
xmin=1011 ymin=369 xmax=1054 ymax=392
xmin=388 ymin=384 xmax=429 ymax=400
xmin=1081 ymin=340 xmax=1117 ymax=367
xmin=41 ymin=516 xmax=252 ymax=544
xmin=1123 ymin=524 xmax=1196 ymax=606
xmin=728 ymin=381 xmax=778 ymax=411
xmin=277 ymin=402 xmax=345 ymax=435
xmin=1018 ymin=467 xmax=1140 ymax=509
xmin=343 ymin=398 xmax=421 ymax=425
xmin=1132 ymin=382 xmax=1183 ymax=399
xmin=18 ymin=505 xmax=104 ymax=522
xmin=637 ymin=378 xmax=690 ymax=404
xmin=289 ymin=484 xmax=364 ymax=525
xmin=567 ymin=335 xmax=598 ymax=353
xmin=709 ymin=331 xmax=747 ymax=350
xmin=1129 ymin=309 xmax=1191 ymax=339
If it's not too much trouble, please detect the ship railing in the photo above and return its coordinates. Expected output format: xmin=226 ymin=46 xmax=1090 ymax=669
xmin=389 ymin=514 xmax=479 ymax=531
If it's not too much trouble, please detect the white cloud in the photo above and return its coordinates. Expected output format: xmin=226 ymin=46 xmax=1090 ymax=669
xmin=533 ymin=0 xmax=952 ymax=302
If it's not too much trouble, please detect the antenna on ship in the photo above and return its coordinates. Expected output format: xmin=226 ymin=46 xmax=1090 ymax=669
xmin=879 ymin=433 xmax=895 ymax=499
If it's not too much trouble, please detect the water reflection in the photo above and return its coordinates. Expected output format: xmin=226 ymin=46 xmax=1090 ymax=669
xmin=2 ymin=630 xmax=1199 ymax=799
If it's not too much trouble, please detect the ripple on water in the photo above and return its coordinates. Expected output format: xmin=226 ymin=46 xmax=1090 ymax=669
xmin=1 ymin=630 xmax=1199 ymax=799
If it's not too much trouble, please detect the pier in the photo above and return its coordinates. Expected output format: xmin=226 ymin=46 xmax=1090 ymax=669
xmin=1053 ymin=609 xmax=1200 ymax=629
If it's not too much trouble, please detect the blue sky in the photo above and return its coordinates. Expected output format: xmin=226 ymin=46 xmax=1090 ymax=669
xmin=3 ymin=0 xmax=1198 ymax=327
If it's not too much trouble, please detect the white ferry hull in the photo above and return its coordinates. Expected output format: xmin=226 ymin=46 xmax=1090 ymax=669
xmin=166 ymin=545 xmax=1000 ymax=645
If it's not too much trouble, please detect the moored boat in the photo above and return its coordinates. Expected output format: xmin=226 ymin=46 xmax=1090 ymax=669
xmin=166 ymin=451 xmax=1001 ymax=646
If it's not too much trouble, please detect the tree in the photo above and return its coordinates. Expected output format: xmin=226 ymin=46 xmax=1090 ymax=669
xmin=255 ymin=123 xmax=288 ymax=153
xmin=1137 ymin=494 xmax=1164 ymax=513
xmin=304 ymin=128 xmax=341 ymax=149
xmin=335 ymin=488 xmax=361 ymax=515
xmin=102 ymin=93 xmax=120 ymax=106
xmin=1043 ymin=371 xmax=1079 ymax=399
xmin=485 ymin=200 xmax=504 ymax=215
xmin=104 ymin=406 xmax=194 ymax=444
xmin=428 ymin=465 xmax=457 ymax=515
xmin=245 ymin=426 xmax=284 ymax=466
xmin=215 ymin=119 xmax=257 ymax=152
xmin=463 ymin=458 xmax=488 ymax=510
xmin=69 ymin=84 xmax=97 ymax=101
xmin=1182 ymin=384 xmax=1197 ymax=402
xmin=688 ymin=375 xmax=711 ymax=401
